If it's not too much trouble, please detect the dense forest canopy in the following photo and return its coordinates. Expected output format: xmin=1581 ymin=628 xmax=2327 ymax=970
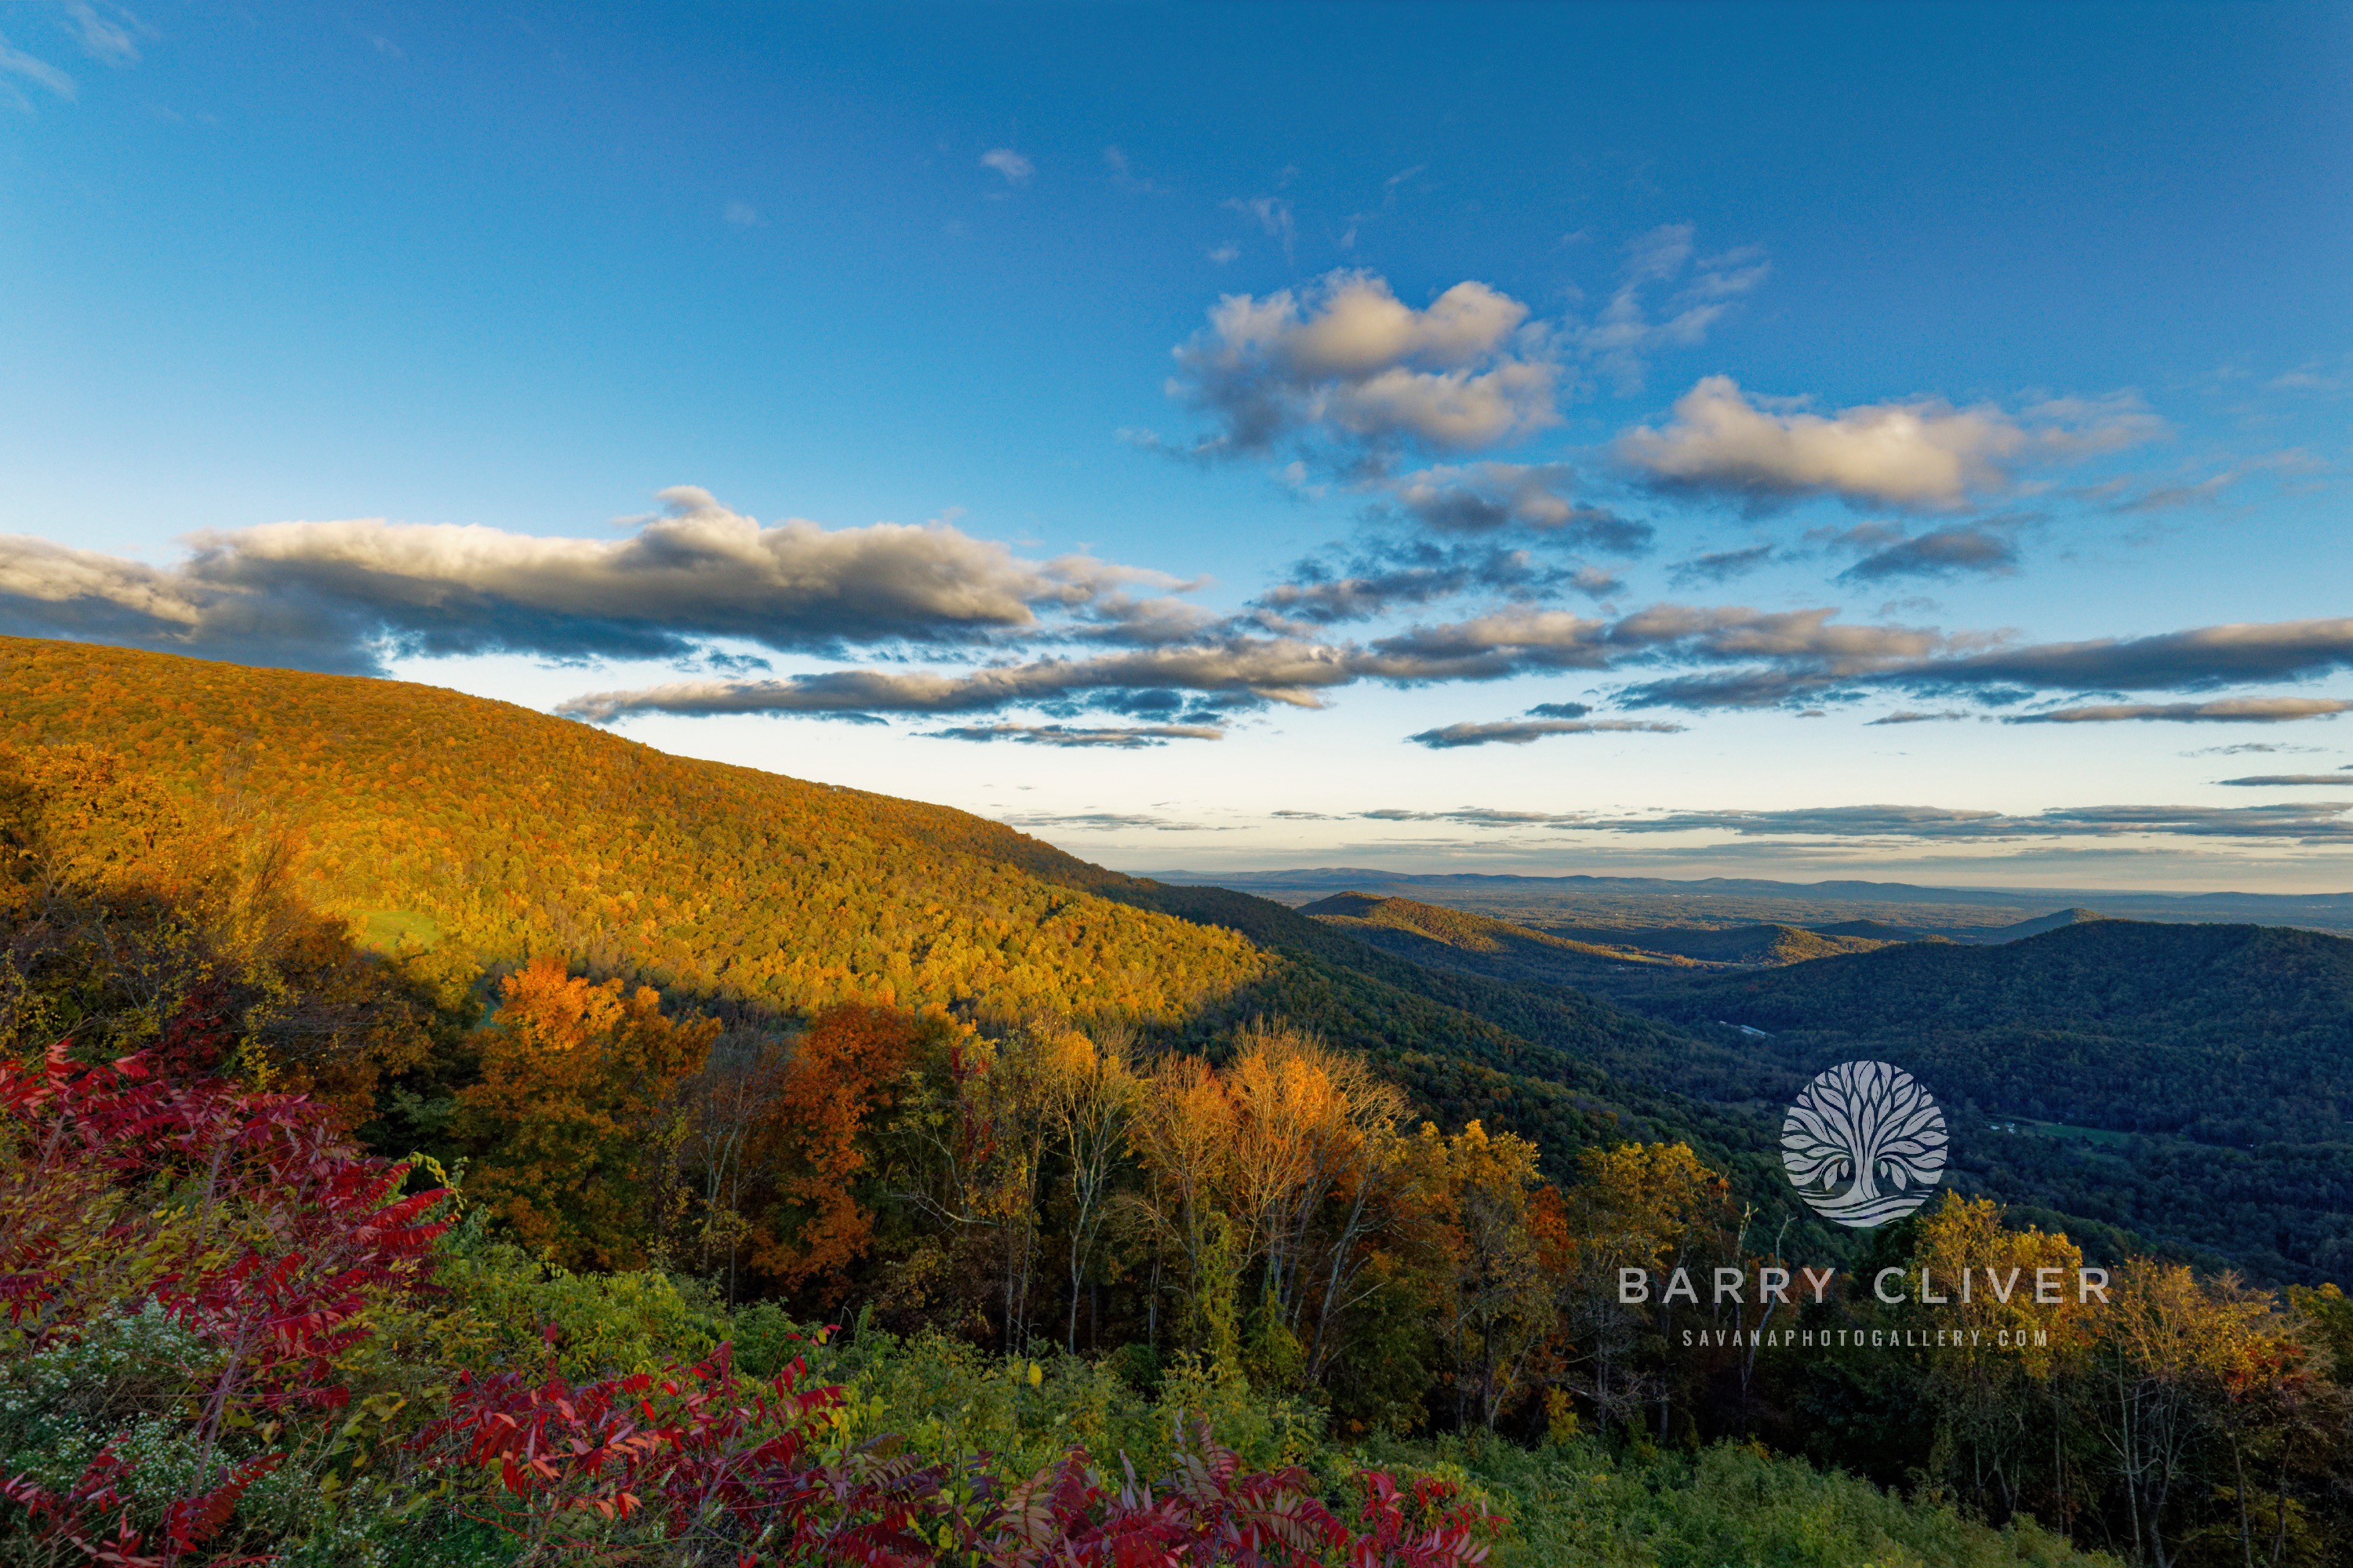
xmin=0 ymin=637 xmax=1270 ymax=1029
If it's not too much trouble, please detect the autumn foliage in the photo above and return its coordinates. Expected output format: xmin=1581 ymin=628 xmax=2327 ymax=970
xmin=0 ymin=1032 xmax=450 ymax=1563
xmin=456 ymin=958 xmax=722 ymax=1270
xmin=747 ymin=1002 xmax=931 ymax=1292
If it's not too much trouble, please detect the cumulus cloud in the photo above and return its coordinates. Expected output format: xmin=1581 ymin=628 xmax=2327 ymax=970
xmin=557 ymin=599 xmax=1961 ymax=726
xmin=1162 ymin=271 xmax=1560 ymax=470
xmin=980 ymin=148 xmax=1033 ymax=185
xmin=2002 ymin=698 xmax=2353 ymax=725
xmin=1915 ymin=620 xmax=2353 ymax=695
xmin=1383 ymin=463 xmax=1651 ymax=551
xmin=1406 ymin=717 xmax=1685 ymax=748
xmin=1616 ymin=377 xmax=2161 ymax=511
xmin=556 ymin=636 xmax=1365 ymax=723
xmin=0 ymin=488 xmax=1195 ymax=673
xmin=1375 ymin=601 xmax=1937 ymax=686
xmin=926 ymin=722 xmax=1223 ymax=748
xmin=1358 ymin=608 xmax=1612 ymax=679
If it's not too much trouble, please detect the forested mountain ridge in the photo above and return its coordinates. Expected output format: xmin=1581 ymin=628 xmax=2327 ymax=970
xmin=1299 ymin=893 xmax=1898 ymax=1015
xmin=1301 ymin=892 xmax=1700 ymax=971
xmin=0 ymin=635 xmax=1271 ymax=1027
xmin=1631 ymin=919 xmax=2353 ymax=1282
xmin=1646 ymin=918 xmax=2353 ymax=1141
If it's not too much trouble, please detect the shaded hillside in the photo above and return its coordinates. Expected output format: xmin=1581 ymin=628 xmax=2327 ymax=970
xmin=1040 ymin=880 xmax=1805 ymax=1216
xmin=1638 ymin=919 xmax=2353 ymax=1282
xmin=1649 ymin=919 xmax=2353 ymax=1141
xmin=1305 ymin=895 xmax=1896 ymax=1009
xmin=1975 ymin=907 xmax=2109 ymax=942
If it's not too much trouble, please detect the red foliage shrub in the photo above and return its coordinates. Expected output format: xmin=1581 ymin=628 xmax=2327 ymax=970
xmin=0 ymin=1037 xmax=450 ymax=1560
xmin=981 ymin=1425 xmax=1493 ymax=1568
xmin=1 ymin=1450 xmax=282 ymax=1568
xmin=416 ymin=1355 xmax=1500 ymax=1568
xmin=414 ymin=1339 xmax=947 ymax=1565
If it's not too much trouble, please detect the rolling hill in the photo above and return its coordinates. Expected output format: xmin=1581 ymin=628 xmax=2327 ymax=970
xmin=1649 ymin=919 xmax=2353 ymax=1139
xmin=1300 ymin=893 xmax=1700 ymax=980
xmin=1300 ymin=893 xmax=1897 ymax=1007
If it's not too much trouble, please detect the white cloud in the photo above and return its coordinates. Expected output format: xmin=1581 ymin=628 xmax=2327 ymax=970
xmin=980 ymin=148 xmax=1033 ymax=185
xmin=1406 ymin=717 xmax=1684 ymax=748
xmin=0 ymin=488 xmax=1197 ymax=671
xmin=1166 ymin=271 xmax=1561 ymax=467
xmin=927 ymin=722 xmax=1223 ymax=748
xmin=2006 ymin=699 xmax=2353 ymax=726
xmin=1616 ymin=377 xmax=2162 ymax=510
xmin=722 ymin=200 xmax=760 ymax=227
xmin=1101 ymin=145 xmax=1162 ymax=193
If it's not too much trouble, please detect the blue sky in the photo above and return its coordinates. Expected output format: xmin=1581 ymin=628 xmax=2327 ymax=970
xmin=3 ymin=2 xmax=2350 ymax=888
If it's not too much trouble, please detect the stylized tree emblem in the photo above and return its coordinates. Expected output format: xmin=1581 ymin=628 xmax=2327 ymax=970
xmin=1780 ymin=1060 xmax=1948 ymax=1228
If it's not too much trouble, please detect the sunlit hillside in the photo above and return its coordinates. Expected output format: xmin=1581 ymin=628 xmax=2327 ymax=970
xmin=0 ymin=635 xmax=1268 ymax=1026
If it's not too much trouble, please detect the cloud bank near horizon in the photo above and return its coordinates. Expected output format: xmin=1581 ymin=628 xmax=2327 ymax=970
xmin=0 ymin=487 xmax=1202 ymax=675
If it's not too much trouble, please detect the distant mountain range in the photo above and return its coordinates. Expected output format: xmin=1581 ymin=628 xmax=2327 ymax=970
xmin=1144 ymin=867 xmax=2353 ymax=935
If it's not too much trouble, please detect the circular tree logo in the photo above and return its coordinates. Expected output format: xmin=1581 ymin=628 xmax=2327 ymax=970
xmin=1780 ymin=1060 xmax=1948 ymax=1228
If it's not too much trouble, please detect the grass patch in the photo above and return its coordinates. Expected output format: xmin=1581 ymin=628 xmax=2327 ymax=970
xmin=358 ymin=909 xmax=441 ymax=952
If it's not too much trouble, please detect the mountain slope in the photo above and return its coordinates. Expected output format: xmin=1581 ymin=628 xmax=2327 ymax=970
xmin=0 ymin=637 xmax=1267 ymax=1028
xmin=1974 ymin=908 xmax=2110 ymax=942
xmin=1647 ymin=918 xmax=2353 ymax=1141
xmin=1634 ymin=919 xmax=2353 ymax=1282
